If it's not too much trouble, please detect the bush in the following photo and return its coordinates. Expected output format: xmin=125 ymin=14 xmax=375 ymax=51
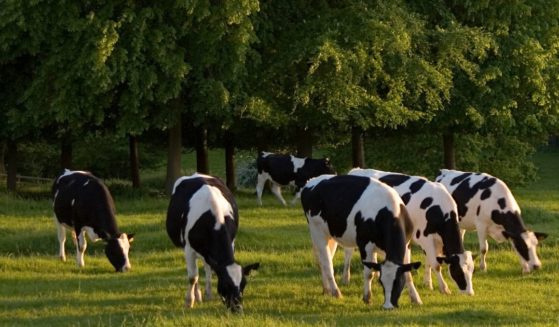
xmin=236 ymin=154 xmax=257 ymax=190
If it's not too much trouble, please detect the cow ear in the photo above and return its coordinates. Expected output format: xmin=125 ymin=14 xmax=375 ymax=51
xmin=242 ymin=263 xmax=260 ymax=276
xmin=127 ymin=233 xmax=135 ymax=242
xmin=402 ymin=261 xmax=421 ymax=272
xmin=534 ymin=232 xmax=548 ymax=241
xmin=362 ymin=261 xmax=382 ymax=271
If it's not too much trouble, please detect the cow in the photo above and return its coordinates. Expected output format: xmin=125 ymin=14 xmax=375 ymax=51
xmin=435 ymin=169 xmax=548 ymax=273
xmin=52 ymin=169 xmax=134 ymax=272
xmin=166 ymin=173 xmax=260 ymax=313
xmin=256 ymin=151 xmax=335 ymax=206
xmin=348 ymin=168 xmax=475 ymax=295
xmin=300 ymin=174 xmax=422 ymax=309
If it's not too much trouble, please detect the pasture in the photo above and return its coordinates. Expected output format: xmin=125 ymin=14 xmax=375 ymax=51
xmin=1 ymin=151 xmax=559 ymax=326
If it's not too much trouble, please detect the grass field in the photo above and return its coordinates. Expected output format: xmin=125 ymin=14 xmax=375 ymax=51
xmin=1 ymin=150 xmax=558 ymax=326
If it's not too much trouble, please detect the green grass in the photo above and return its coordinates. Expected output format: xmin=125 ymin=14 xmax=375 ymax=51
xmin=1 ymin=151 xmax=559 ymax=326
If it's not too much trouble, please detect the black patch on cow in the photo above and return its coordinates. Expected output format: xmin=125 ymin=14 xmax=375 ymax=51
xmin=415 ymin=229 xmax=420 ymax=239
xmin=424 ymin=206 xmax=464 ymax=255
xmin=379 ymin=174 xmax=410 ymax=187
xmin=53 ymin=172 xmax=120 ymax=239
xmin=476 ymin=206 xmax=481 ymax=216
xmin=450 ymin=173 xmax=471 ymax=186
xmin=257 ymin=153 xmax=334 ymax=190
xmin=401 ymin=192 xmax=411 ymax=205
xmin=498 ymin=197 xmax=507 ymax=209
xmin=451 ymin=176 xmax=497 ymax=217
xmin=420 ymin=197 xmax=433 ymax=209
xmin=166 ymin=175 xmax=239 ymax=269
xmin=301 ymin=175 xmax=370 ymax=238
xmin=480 ymin=189 xmax=491 ymax=200
xmin=449 ymin=260 xmax=467 ymax=291
xmin=491 ymin=210 xmax=529 ymax=261
xmin=409 ymin=179 xmax=426 ymax=194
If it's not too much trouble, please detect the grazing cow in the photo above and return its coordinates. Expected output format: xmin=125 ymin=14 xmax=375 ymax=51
xmin=256 ymin=152 xmax=335 ymax=206
xmin=166 ymin=173 xmax=259 ymax=312
xmin=52 ymin=169 xmax=134 ymax=272
xmin=436 ymin=169 xmax=547 ymax=273
xmin=348 ymin=168 xmax=475 ymax=295
xmin=301 ymin=174 xmax=422 ymax=309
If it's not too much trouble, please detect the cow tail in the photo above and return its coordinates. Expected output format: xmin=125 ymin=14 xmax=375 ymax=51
xmin=399 ymin=203 xmax=414 ymax=242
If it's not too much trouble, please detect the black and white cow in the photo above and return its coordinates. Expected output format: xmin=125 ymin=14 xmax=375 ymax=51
xmin=166 ymin=173 xmax=259 ymax=313
xmin=301 ymin=174 xmax=422 ymax=309
xmin=52 ymin=170 xmax=134 ymax=272
xmin=349 ymin=168 xmax=475 ymax=295
xmin=436 ymin=169 xmax=547 ymax=273
xmin=256 ymin=152 xmax=335 ymax=206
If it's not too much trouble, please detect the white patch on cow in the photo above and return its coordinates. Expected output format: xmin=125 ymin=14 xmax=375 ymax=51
xmin=83 ymin=227 xmax=101 ymax=241
xmin=117 ymin=233 xmax=132 ymax=271
xmin=53 ymin=190 xmax=59 ymax=208
xmin=290 ymin=156 xmax=306 ymax=173
xmin=260 ymin=152 xmax=272 ymax=158
xmin=458 ymin=251 xmax=475 ymax=295
xmin=520 ymin=231 xmax=542 ymax=272
xmin=304 ymin=174 xmax=336 ymax=191
xmin=172 ymin=173 xmax=213 ymax=195
xmin=184 ymin=182 xmax=234 ymax=238
xmin=226 ymin=263 xmax=243 ymax=288
xmin=83 ymin=180 xmax=90 ymax=186
xmin=379 ymin=261 xmax=398 ymax=309
xmin=71 ymin=198 xmax=75 ymax=206
xmin=56 ymin=170 xmax=90 ymax=184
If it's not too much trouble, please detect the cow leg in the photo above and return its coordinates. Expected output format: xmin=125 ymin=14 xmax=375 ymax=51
xmin=342 ymin=247 xmax=353 ymax=285
xmin=184 ymin=246 xmax=201 ymax=308
xmin=310 ymin=232 xmax=341 ymax=297
xmin=360 ymin=243 xmax=376 ymax=304
xmin=203 ymin=260 xmax=213 ymax=300
xmin=404 ymin=245 xmax=423 ymax=305
xmin=290 ymin=189 xmax=302 ymax=206
xmin=270 ymin=183 xmax=287 ymax=206
xmin=423 ymin=261 xmax=433 ymax=290
xmin=54 ymin=218 xmax=66 ymax=261
xmin=476 ymin=228 xmax=489 ymax=272
xmin=256 ymin=174 xmax=267 ymax=206
xmin=76 ymin=229 xmax=87 ymax=268
xmin=423 ymin=239 xmax=450 ymax=294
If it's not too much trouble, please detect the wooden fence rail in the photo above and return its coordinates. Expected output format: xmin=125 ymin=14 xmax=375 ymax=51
xmin=0 ymin=173 xmax=52 ymax=183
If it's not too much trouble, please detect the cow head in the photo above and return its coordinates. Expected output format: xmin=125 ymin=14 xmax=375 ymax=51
xmin=363 ymin=260 xmax=420 ymax=309
xmin=437 ymin=251 xmax=475 ymax=295
xmin=322 ymin=158 xmax=336 ymax=175
xmin=104 ymin=233 xmax=134 ymax=272
xmin=503 ymin=230 xmax=547 ymax=273
xmin=217 ymin=262 xmax=260 ymax=313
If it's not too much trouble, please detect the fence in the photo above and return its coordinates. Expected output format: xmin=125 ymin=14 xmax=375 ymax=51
xmin=0 ymin=173 xmax=52 ymax=184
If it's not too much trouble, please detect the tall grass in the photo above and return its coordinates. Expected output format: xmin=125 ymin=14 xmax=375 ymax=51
xmin=0 ymin=151 xmax=558 ymax=326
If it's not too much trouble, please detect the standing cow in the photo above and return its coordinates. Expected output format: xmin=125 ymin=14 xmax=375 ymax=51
xmin=52 ymin=169 xmax=134 ymax=272
xmin=166 ymin=173 xmax=259 ymax=312
xmin=436 ymin=169 xmax=547 ymax=273
xmin=301 ymin=174 xmax=422 ymax=309
xmin=256 ymin=152 xmax=335 ymax=206
xmin=349 ymin=168 xmax=475 ymax=295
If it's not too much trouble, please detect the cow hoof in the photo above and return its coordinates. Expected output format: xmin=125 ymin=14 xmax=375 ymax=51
xmin=59 ymin=256 xmax=66 ymax=262
xmin=440 ymin=288 xmax=451 ymax=295
xmin=362 ymin=295 xmax=371 ymax=304
xmin=332 ymin=289 xmax=342 ymax=298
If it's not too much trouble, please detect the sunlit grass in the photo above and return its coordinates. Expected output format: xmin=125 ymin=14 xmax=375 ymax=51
xmin=1 ymin=152 xmax=558 ymax=325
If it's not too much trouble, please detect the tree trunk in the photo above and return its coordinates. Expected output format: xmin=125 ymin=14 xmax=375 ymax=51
xmin=351 ymin=126 xmax=365 ymax=168
xmin=129 ymin=134 xmax=141 ymax=188
xmin=443 ymin=132 xmax=456 ymax=169
xmin=296 ymin=127 xmax=313 ymax=158
xmin=225 ymin=134 xmax=236 ymax=191
xmin=0 ymin=141 xmax=5 ymax=174
xmin=6 ymin=140 xmax=17 ymax=192
xmin=60 ymin=136 xmax=73 ymax=170
xmin=196 ymin=126 xmax=209 ymax=174
xmin=166 ymin=117 xmax=182 ymax=195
